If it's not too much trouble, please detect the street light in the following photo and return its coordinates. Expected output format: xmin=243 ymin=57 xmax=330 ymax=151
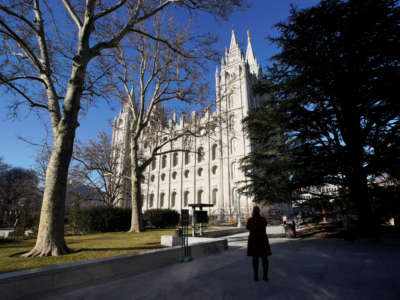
xmin=236 ymin=189 xmax=242 ymax=228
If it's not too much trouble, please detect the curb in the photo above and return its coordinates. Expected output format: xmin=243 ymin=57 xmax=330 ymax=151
xmin=0 ymin=239 xmax=227 ymax=300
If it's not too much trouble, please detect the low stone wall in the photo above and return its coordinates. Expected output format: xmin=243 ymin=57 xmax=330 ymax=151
xmin=0 ymin=239 xmax=227 ymax=300
xmin=202 ymin=227 xmax=247 ymax=238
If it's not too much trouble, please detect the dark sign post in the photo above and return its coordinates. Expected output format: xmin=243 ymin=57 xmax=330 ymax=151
xmin=188 ymin=204 xmax=214 ymax=237
xmin=195 ymin=210 xmax=208 ymax=235
xmin=191 ymin=205 xmax=196 ymax=237
xmin=178 ymin=209 xmax=191 ymax=262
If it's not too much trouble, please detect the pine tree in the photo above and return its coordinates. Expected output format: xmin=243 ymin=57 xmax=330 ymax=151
xmin=242 ymin=0 xmax=400 ymax=231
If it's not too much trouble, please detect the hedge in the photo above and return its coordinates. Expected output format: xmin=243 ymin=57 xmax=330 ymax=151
xmin=77 ymin=206 xmax=131 ymax=232
xmin=143 ymin=209 xmax=180 ymax=228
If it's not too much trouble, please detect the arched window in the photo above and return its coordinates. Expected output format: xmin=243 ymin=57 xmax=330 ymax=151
xmin=172 ymin=171 xmax=177 ymax=180
xmin=229 ymin=95 xmax=234 ymax=108
xmin=230 ymin=137 xmax=237 ymax=154
xmin=229 ymin=115 xmax=235 ymax=131
xmin=151 ymin=175 xmax=155 ymax=182
xmin=173 ymin=153 xmax=178 ymax=167
xmin=184 ymin=191 xmax=189 ymax=207
xmin=184 ymin=170 xmax=190 ymax=178
xmin=161 ymin=173 xmax=166 ymax=181
xmin=197 ymin=190 xmax=203 ymax=204
xmin=197 ymin=168 xmax=203 ymax=177
xmin=212 ymin=188 xmax=218 ymax=205
xmin=211 ymin=144 xmax=217 ymax=160
xmin=197 ymin=147 xmax=204 ymax=163
xmin=171 ymin=192 xmax=176 ymax=208
xmin=231 ymin=162 xmax=236 ymax=180
xmin=212 ymin=165 xmax=218 ymax=175
xmin=160 ymin=193 xmax=165 ymax=207
xmin=162 ymin=155 xmax=167 ymax=168
xmin=151 ymin=158 xmax=156 ymax=170
xmin=149 ymin=194 xmax=154 ymax=208
xmin=185 ymin=151 xmax=190 ymax=165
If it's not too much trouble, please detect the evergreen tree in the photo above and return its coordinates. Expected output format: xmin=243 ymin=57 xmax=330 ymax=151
xmin=242 ymin=0 xmax=400 ymax=229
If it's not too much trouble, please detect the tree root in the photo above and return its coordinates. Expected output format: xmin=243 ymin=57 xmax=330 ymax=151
xmin=21 ymin=244 xmax=71 ymax=257
xmin=128 ymin=227 xmax=144 ymax=233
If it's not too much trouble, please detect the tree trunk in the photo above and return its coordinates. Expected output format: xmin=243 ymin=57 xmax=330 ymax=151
xmin=129 ymin=139 xmax=144 ymax=232
xmin=340 ymin=104 xmax=373 ymax=234
xmin=23 ymin=60 xmax=87 ymax=257
xmin=346 ymin=150 xmax=373 ymax=236
xmin=23 ymin=126 xmax=75 ymax=256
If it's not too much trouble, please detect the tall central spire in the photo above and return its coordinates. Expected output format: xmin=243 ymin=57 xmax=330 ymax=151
xmin=229 ymin=27 xmax=239 ymax=51
xmin=225 ymin=27 xmax=242 ymax=64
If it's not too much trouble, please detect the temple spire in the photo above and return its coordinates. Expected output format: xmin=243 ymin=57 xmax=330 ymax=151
xmin=229 ymin=27 xmax=239 ymax=51
xmin=245 ymin=29 xmax=256 ymax=63
xmin=245 ymin=29 xmax=260 ymax=77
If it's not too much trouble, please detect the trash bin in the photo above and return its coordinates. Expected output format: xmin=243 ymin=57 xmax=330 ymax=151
xmin=284 ymin=223 xmax=296 ymax=238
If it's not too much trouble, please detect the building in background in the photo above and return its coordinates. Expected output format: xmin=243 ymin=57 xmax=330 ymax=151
xmin=111 ymin=30 xmax=262 ymax=220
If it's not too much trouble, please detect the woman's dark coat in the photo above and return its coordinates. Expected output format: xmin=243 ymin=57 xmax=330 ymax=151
xmin=246 ymin=216 xmax=272 ymax=257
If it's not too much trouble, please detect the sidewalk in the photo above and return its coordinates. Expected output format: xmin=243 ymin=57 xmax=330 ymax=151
xmin=30 ymin=226 xmax=400 ymax=300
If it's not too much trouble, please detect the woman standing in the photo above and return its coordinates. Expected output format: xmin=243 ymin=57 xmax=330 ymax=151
xmin=246 ymin=206 xmax=272 ymax=281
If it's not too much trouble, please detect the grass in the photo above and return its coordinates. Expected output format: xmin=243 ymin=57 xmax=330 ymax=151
xmin=0 ymin=229 xmax=174 ymax=275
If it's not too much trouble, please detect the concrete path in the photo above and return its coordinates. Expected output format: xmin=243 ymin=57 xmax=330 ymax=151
xmin=31 ymin=226 xmax=400 ymax=300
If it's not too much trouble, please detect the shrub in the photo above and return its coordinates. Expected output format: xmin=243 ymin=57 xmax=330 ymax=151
xmin=77 ymin=206 xmax=131 ymax=233
xmin=143 ymin=209 xmax=180 ymax=228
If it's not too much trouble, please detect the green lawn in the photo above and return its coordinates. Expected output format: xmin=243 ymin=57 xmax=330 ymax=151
xmin=0 ymin=229 xmax=174 ymax=274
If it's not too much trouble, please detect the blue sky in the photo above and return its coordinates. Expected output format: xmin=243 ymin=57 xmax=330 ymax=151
xmin=0 ymin=0 xmax=319 ymax=170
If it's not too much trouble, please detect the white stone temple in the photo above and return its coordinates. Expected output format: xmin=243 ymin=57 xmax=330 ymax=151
xmin=111 ymin=29 xmax=262 ymax=220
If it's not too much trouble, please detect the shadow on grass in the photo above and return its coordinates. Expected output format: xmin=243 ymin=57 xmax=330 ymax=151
xmin=1 ymin=244 xmax=32 ymax=250
xmin=73 ymin=245 xmax=165 ymax=253
xmin=0 ymin=238 xmax=18 ymax=244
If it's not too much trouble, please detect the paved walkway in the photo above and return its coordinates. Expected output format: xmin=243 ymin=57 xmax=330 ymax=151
xmin=33 ymin=226 xmax=400 ymax=300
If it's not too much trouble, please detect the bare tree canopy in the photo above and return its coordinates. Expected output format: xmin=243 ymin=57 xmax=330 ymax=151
xmin=72 ymin=132 xmax=123 ymax=206
xmin=110 ymin=13 xmax=224 ymax=231
xmin=0 ymin=0 xmax=247 ymax=256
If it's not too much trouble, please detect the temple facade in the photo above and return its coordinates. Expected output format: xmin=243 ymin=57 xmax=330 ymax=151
xmin=111 ymin=30 xmax=262 ymax=220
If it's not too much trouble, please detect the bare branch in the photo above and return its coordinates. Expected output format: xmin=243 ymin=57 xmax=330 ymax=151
xmin=0 ymin=76 xmax=48 ymax=89
xmin=61 ymin=0 xmax=83 ymax=29
xmin=0 ymin=21 xmax=44 ymax=73
xmin=131 ymin=28 xmax=193 ymax=58
xmin=90 ymin=0 xmax=173 ymax=55
xmin=0 ymin=75 xmax=48 ymax=110
xmin=94 ymin=0 xmax=127 ymax=20
xmin=0 ymin=5 xmax=38 ymax=34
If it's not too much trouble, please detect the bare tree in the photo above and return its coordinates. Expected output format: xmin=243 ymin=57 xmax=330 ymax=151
xmin=72 ymin=131 xmax=123 ymax=206
xmin=112 ymin=15 xmax=223 ymax=232
xmin=0 ymin=1 xmax=246 ymax=256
